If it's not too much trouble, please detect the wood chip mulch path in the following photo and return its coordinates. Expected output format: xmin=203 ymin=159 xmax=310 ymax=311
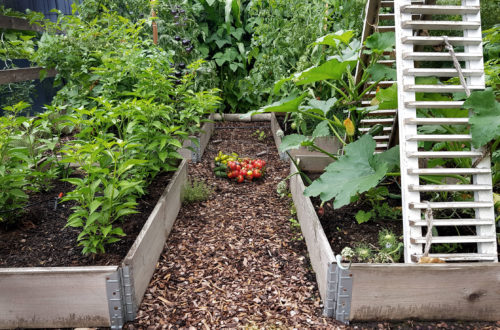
xmin=126 ymin=121 xmax=344 ymax=329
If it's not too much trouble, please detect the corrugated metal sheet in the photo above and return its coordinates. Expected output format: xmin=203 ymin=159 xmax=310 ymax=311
xmin=1 ymin=0 xmax=75 ymax=21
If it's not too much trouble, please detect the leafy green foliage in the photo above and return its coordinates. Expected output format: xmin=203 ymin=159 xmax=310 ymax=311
xmin=0 ymin=102 xmax=31 ymax=222
xmin=364 ymin=32 xmax=395 ymax=55
xmin=483 ymin=24 xmax=500 ymax=93
xmin=1 ymin=9 xmax=220 ymax=255
xmin=304 ymin=135 xmax=399 ymax=209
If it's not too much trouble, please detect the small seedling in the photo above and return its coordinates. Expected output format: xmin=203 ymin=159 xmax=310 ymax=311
xmin=182 ymin=178 xmax=213 ymax=204
xmin=251 ymin=129 xmax=267 ymax=141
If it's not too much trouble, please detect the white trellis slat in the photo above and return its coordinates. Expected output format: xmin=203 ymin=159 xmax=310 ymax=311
xmin=394 ymin=0 xmax=497 ymax=263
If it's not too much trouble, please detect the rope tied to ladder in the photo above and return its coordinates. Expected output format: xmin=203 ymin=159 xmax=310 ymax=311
xmin=442 ymin=36 xmax=471 ymax=97
xmin=423 ymin=201 xmax=434 ymax=258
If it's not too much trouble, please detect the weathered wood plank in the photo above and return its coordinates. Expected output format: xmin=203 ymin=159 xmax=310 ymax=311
xmin=123 ymin=160 xmax=187 ymax=311
xmin=295 ymin=155 xmax=334 ymax=173
xmin=271 ymin=113 xmax=339 ymax=170
xmin=0 ymin=15 xmax=43 ymax=31
xmin=179 ymin=115 xmax=215 ymax=162
xmin=289 ymin=162 xmax=335 ymax=302
xmin=0 ymin=266 xmax=117 ymax=328
xmin=0 ymin=67 xmax=57 ymax=85
xmin=350 ymin=263 xmax=500 ymax=321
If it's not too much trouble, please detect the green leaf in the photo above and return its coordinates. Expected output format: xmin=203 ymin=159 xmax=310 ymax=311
xmin=312 ymin=121 xmax=330 ymax=138
xmin=89 ymin=200 xmax=102 ymax=215
xmin=304 ymin=135 xmax=390 ymax=208
xmin=10 ymin=189 xmax=28 ymax=199
xmin=373 ymin=145 xmax=400 ymax=172
xmin=229 ymin=63 xmax=239 ymax=72
xmin=63 ymin=178 xmax=84 ymax=186
xmin=117 ymin=159 xmax=147 ymax=176
xmin=110 ymin=227 xmax=126 ymax=236
xmin=294 ymin=59 xmax=355 ymax=86
xmin=365 ymin=32 xmax=395 ymax=54
xmin=375 ymin=84 xmax=398 ymax=110
xmin=278 ymin=134 xmax=309 ymax=152
xmin=85 ymin=212 xmax=100 ymax=228
xmin=312 ymin=30 xmax=355 ymax=47
xmin=116 ymin=208 xmax=138 ymax=218
xmin=248 ymin=93 xmax=308 ymax=116
xmin=366 ymin=64 xmax=396 ymax=81
xmin=463 ymin=89 xmax=500 ymax=148
xmin=355 ymin=210 xmax=373 ymax=224
xmin=307 ymin=98 xmax=337 ymax=116
xmin=273 ymin=76 xmax=293 ymax=95
xmin=102 ymin=225 xmax=112 ymax=237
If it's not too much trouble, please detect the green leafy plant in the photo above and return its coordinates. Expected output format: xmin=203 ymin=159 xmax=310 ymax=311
xmin=0 ymin=102 xmax=31 ymax=223
xmin=463 ymin=89 xmax=500 ymax=186
xmin=61 ymin=138 xmax=147 ymax=255
xmin=183 ymin=178 xmax=214 ymax=204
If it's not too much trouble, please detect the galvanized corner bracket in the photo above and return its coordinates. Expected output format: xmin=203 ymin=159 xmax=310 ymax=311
xmin=335 ymin=267 xmax=353 ymax=324
xmin=106 ymin=266 xmax=137 ymax=329
xmin=323 ymin=262 xmax=338 ymax=318
xmin=323 ymin=260 xmax=354 ymax=324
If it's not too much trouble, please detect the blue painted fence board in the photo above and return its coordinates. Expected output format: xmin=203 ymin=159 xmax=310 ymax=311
xmin=0 ymin=0 xmax=75 ymax=21
xmin=0 ymin=0 xmax=73 ymax=113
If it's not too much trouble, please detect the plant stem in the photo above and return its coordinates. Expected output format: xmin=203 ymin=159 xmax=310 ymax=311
xmin=310 ymin=144 xmax=338 ymax=160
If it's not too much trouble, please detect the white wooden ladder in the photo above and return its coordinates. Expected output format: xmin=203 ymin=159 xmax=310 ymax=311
xmin=356 ymin=0 xmax=426 ymax=152
xmin=394 ymin=0 xmax=498 ymax=262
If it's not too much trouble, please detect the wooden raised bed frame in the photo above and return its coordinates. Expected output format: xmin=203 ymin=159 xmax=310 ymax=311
xmin=0 ymin=160 xmax=188 ymax=329
xmin=2 ymin=115 xmax=498 ymax=327
xmin=288 ymin=160 xmax=500 ymax=323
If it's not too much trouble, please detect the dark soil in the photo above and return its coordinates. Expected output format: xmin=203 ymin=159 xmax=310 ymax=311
xmin=127 ymin=121 xmax=343 ymax=329
xmin=315 ymin=196 xmax=403 ymax=262
xmin=0 ymin=172 xmax=173 ymax=267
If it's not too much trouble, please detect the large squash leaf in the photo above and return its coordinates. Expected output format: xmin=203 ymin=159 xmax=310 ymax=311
xmin=293 ymin=58 xmax=356 ymax=86
xmin=245 ymin=92 xmax=308 ymax=117
xmin=304 ymin=135 xmax=398 ymax=208
xmin=364 ymin=32 xmax=395 ymax=54
xmin=312 ymin=30 xmax=355 ymax=47
xmin=278 ymin=121 xmax=331 ymax=153
xmin=463 ymin=89 xmax=500 ymax=148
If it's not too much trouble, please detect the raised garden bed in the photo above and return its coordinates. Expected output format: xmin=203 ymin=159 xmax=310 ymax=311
xmin=288 ymin=159 xmax=500 ymax=323
xmin=0 ymin=160 xmax=188 ymax=328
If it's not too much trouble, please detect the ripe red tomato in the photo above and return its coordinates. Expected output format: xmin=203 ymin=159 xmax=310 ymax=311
xmin=231 ymin=170 xmax=239 ymax=178
xmin=227 ymin=171 xmax=234 ymax=179
xmin=236 ymin=175 xmax=244 ymax=183
xmin=253 ymin=169 xmax=262 ymax=179
xmin=236 ymin=164 xmax=241 ymax=171
xmin=247 ymin=164 xmax=253 ymax=170
xmin=254 ymin=160 xmax=262 ymax=169
xmin=240 ymin=169 xmax=247 ymax=177
xmin=228 ymin=161 xmax=236 ymax=171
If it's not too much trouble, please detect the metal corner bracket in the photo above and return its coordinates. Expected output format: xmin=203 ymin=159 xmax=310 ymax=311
xmin=106 ymin=266 xmax=137 ymax=329
xmin=323 ymin=261 xmax=353 ymax=324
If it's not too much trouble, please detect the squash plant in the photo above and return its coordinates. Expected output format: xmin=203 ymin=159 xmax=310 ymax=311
xmin=246 ymin=31 xmax=400 ymax=212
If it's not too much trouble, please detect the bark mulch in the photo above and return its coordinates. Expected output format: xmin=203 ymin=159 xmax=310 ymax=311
xmin=126 ymin=121 xmax=344 ymax=329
